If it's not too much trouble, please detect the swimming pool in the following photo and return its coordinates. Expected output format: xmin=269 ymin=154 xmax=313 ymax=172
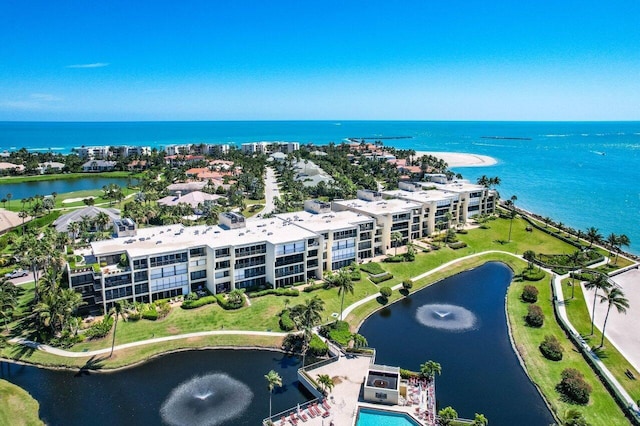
xmin=355 ymin=407 xmax=421 ymax=426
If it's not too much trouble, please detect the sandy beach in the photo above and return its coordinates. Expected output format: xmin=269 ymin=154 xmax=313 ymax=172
xmin=414 ymin=151 xmax=497 ymax=168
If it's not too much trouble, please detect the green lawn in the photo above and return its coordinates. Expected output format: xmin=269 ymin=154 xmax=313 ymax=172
xmin=0 ymin=380 xmax=43 ymax=426
xmin=507 ymin=270 xmax=628 ymax=425
xmin=561 ymin=277 xmax=640 ymax=402
xmin=0 ymin=171 xmax=136 ymax=184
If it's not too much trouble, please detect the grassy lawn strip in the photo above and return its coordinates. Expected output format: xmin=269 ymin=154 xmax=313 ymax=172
xmin=0 ymin=334 xmax=284 ymax=370
xmin=561 ymin=277 xmax=640 ymax=402
xmin=0 ymin=171 xmax=136 ymax=184
xmin=507 ymin=271 xmax=628 ymax=425
xmin=0 ymin=379 xmax=43 ymax=426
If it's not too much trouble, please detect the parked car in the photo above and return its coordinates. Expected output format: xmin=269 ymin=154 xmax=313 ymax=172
xmin=5 ymin=268 xmax=28 ymax=279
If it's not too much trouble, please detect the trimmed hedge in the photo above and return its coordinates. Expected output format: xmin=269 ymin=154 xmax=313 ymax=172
xmin=215 ymin=293 xmax=244 ymax=310
xmin=370 ymin=272 xmax=394 ymax=284
xmin=322 ymin=321 xmax=351 ymax=346
xmin=448 ymin=241 xmax=468 ymax=249
xmin=142 ymin=309 xmax=158 ymax=321
xmin=181 ymin=295 xmax=217 ymax=309
xmin=308 ymin=334 xmax=329 ymax=356
xmin=360 ymin=262 xmax=385 ymax=275
xmin=279 ymin=310 xmax=295 ymax=331
xmin=248 ymin=288 xmax=300 ymax=298
xmin=303 ymin=283 xmax=326 ymax=293
xmin=379 ymin=286 xmax=392 ymax=298
xmin=383 ymin=255 xmax=405 ymax=263
xmin=522 ymin=268 xmax=545 ymax=281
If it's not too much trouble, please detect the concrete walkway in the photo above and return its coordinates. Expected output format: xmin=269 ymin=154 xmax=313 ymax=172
xmin=9 ymin=330 xmax=288 ymax=358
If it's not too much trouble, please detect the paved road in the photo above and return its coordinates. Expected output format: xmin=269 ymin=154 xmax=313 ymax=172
xmin=258 ymin=166 xmax=280 ymax=218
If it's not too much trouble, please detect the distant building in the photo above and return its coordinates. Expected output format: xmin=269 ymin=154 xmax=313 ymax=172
xmin=166 ymin=182 xmax=207 ymax=195
xmin=36 ymin=161 xmax=65 ymax=174
xmin=0 ymin=162 xmax=25 ymax=173
xmin=53 ymin=206 xmax=121 ymax=233
xmin=74 ymin=146 xmax=111 ymax=160
xmin=82 ymin=160 xmax=117 ymax=172
xmin=157 ymin=191 xmax=222 ymax=213
xmin=241 ymin=141 xmax=299 ymax=155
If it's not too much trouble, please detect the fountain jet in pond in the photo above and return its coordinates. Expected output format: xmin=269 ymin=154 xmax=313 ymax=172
xmin=415 ymin=303 xmax=478 ymax=332
xmin=160 ymin=373 xmax=253 ymax=426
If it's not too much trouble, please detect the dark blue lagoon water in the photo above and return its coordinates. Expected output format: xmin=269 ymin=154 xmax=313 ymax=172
xmin=1 ymin=121 xmax=638 ymax=253
xmin=0 ymin=177 xmax=133 ymax=200
xmin=358 ymin=262 xmax=555 ymax=426
xmin=0 ymin=349 xmax=310 ymax=426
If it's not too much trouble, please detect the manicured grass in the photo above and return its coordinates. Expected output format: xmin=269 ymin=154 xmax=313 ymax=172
xmin=0 ymin=334 xmax=284 ymax=370
xmin=507 ymin=270 xmax=628 ymax=425
xmin=0 ymin=171 xmax=136 ymax=184
xmin=561 ymin=277 xmax=640 ymax=402
xmin=0 ymin=380 xmax=43 ymax=426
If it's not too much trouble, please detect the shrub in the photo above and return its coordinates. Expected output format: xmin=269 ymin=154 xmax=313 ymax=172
xmin=279 ymin=310 xmax=295 ymax=331
xmin=216 ymin=290 xmax=244 ymax=310
xmin=156 ymin=301 xmax=171 ymax=318
xmin=142 ymin=309 xmax=158 ymax=321
xmin=325 ymin=321 xmax=351 ymax=346
xmin=383 ymin=255 xmax=405 ymax=263
xmin=400 ymin=369 xmax=419 ymax=379
xmin=522 ymin=268 xmax=545 ymax=281
xmin=181 ymin=295 xmax=217 ymax=309
xmin=308 ymin=334 xmax=328 ymax=356
xmin=360 ymin=262 xmax=385 ymax=275
xmin=447 ymin=241 xmax=467 ymax=250
xmin=557 ymin=368 xmax=592 ymax=404
xmin=84 ymin=317 xmax=113 ymax=339
xmin=248 ymin=288 xmax=300 ymax=298
xmin=539 ymin=335 xmax=564 ymax=361
xmin=379 ymin=286 xmax=392 ymax=299
xmin=525 ymin=304 xmax=544 ymax=327
xmin=350 ymin=270 xmax=362 ymax=281
xmin=402 ymin=279 xmax=413 ymax=291
xmin=370 ymin=272 xmax=394 ymax=284
xmin=303 ymin=282 xmax=326 ymax=293
xmin=185 ymin=292 xmax=199 ymax=301
xmin=522 ymin=285 xmax=539 ymax=303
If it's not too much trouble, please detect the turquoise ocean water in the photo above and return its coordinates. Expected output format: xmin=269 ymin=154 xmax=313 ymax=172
xmin=1 ymin=121 xmax=638 ymax=254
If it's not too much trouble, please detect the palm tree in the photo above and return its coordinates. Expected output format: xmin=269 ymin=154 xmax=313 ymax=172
xmin=419 ymin=360 xmax=442 ymax=380
xmin=335 ymin=268 xmax=354 ymax=321
xmin=598 ymin=287 xmax=629 ymax=347
xmin=68 ymin=221 xmax=81 ymax=242
xmin=290 ymin=296 xmax=325 ymax=367
xmin=316 ymin=374 xmax=334 ymax=395
xmin=564 ymin=408 xmax=588 ymax=426
xmin=6 ymin=192 xmax=12 ymax=208
xmin=438 ymin=406 xmax=458 ymax=426
xmin=505 ymin=195 xmax=517 ymax=241
xmin=615 ymin=234 xmax=630 ymax=263
xmin=0 ymin=278 xmax=19 ymax=331
xmin=108 ymin=302 xmax=126 ymax=358
xmin=264 ymin=369 xmax=282 ymax=419
xmin=350 ymin=333 xmax=368 ymax=349
xmin=584 ymin=274 xmax=612 ymax=335
xmin=471 ymin=413 xmax=489 ymax=426
xmin=391 ymin=231 xmax=402 ymax=255
xmin=606 ymin=233 xmax=618 ymax=264
xmin=586 ymin=227 xmax=602 ymax=249
xmin=95 ymin=211 xmax=112 ymax=232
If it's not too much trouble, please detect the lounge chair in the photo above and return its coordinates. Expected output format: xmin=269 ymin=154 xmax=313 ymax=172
xmin=306 ymin=408 xmax=316 ymax=418
xmin=322 ymin=410 xmax=331 ymax=418
xmin=322 ymin=400 xmax=331 ymax=411
xmin=289 ymin=413 xmax=298 ymax=425
xmin=298 ymin=411 xmax=308 ymax=422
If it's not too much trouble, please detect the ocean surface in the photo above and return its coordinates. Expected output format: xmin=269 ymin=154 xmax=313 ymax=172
xmin=1 ymin=121 xmax=638 ymax=253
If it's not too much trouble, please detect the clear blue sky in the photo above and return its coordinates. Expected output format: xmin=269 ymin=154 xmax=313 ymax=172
xmin=1 ymin=0 xmax=638 ymax=121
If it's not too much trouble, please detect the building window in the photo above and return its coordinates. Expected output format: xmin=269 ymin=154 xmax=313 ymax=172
xmin=190 ymin=270 xmax=207 ymax=280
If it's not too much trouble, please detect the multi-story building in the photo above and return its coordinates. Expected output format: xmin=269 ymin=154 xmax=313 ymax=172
xmin=74 ymin=145 xmax=152 ymax=159
xmin=241 ymin=141 xmax=299 ymax=155
xmin=382 ymin=180 xmax=496 ymax=235
xmin=276 ymin=200 xmax=376 ymax=273
xmin=68 ymin=212 xmax=319 ymax=314
xmin=332 ymin=190 xmax=422 ymax=252
xmin=74 ymin=146 xmax=111 ymax=160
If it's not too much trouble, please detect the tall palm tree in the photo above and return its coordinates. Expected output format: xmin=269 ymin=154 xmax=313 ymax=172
xmin=264 ymin=369 xmax=282 ymax=419
xmin=419 ymin=360 xmax=442 ymax=380
xmin=506 ymin=195 xmax=517 ymax=241
xmin=335 ymin=268 xmax=354 ymax=321
xmin=586 ymin=227 xmax=602 ymax=249
xmin=6 ymin=193 xmax=12 ymax=209
xmin=0 ymin=278 xmax=19 ymax=331
xmin=616 ymin=234 xmax=630 ymax=263
xmin=290 ymin=296 xmax=325 ymax=367
xmin=598 ymin=287 xmax=629 ymax=348
xmin=391 ymin=231 xmax=403 ymax=255
xmin=605 ymin=233 xmax=618 ymax=264
xmin=68 ymin=221 xmax=81 ymax=242
xmin=95 ymin=211 xmax=112 ymax=232
xmin=108 ymin=302 xmax=126 ymax=358
xmin=584 ymin=274 xmax=612 ymax=335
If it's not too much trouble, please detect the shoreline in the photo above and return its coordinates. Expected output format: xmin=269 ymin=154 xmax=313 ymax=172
xmin=414 ymin=151 xmax=497 ymax=168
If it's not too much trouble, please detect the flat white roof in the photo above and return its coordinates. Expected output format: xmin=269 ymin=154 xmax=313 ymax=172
xmin=276 ymin=209 xmax=373 ymax=234
xmin=383 ymin=189 xmax=459 ymax=204
xmin=91 ymin=217 xmax=317 ymax=258
xmin=333 ymin=198 xmax=421 ymax=216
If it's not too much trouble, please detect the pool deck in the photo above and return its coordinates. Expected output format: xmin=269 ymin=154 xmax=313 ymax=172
xmin=270 ymin=351 xmax=433 ymax=426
